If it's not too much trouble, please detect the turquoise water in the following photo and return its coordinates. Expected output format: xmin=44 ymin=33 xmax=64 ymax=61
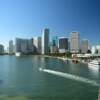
xmin=0 ymin=55 xmax=99 ymax=100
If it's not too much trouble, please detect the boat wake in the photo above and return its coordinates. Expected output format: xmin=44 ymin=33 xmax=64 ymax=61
xmin=39 ymin=68 xmax=99 ymax=87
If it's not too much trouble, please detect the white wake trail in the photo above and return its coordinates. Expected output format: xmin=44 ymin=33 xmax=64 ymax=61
xmin=39 ymin=68 xmax=99 ymax=87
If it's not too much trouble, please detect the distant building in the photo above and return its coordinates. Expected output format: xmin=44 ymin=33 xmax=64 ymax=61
xmin=50 ymin=36 xmax=58 ymax=53
xmin=6 ymin=47 xmax=9 ymax=53
xmin=15 ymin=38 xmax=34 ymax=54
xmin=58 ymin=37 xmax=68 ymax=53
xmin=42 ymin=28 xmax=49 ymax=54
xmin=33 ymin=37 xmax=42 ymax=54
xmin=81 ymin=39 xmax=88 ymax=53
xmin=0 ymin=44 xmax=4 ymax=54
xmin=91 ymin=46 xmax=96 ymax=54
xmin=9 ymin=40 xmax=14 ymax=54
xmin=70 ymin=32 xmax=80 ymax=53
xmin=68 ymin=39 xmax=70 ymax=51
xmin=52 ymin=36 xmax=58 ymax=47
xmin=50 ymin=46 xmax=58 ymax=53
xmin=13 ymin=45 xmax=16 ymax=53
xmin=91 ymin=45 xmax=100 ymax=54
xmin=96 ymin=46 xmax=100 ymax=54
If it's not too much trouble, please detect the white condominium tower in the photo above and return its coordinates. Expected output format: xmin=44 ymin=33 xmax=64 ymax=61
xmin=70 ymin=32 xmax=80 ymax=53
xmin=9 ymin=40 xmax=14 ymax=54
xmin=42 ymin=28 xmax=49 ymax=54
xmin=81 ymin=39 xmax=88 ymax=53
xmin=33 ymin=37 xmax=42 ymax=54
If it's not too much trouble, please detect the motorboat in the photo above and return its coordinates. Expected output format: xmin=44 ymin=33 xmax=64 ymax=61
xmin=88 ymin=60 xmax=100 ymax=71
xmin=15 ymin=52 xmax=21 ymax=57
xmin=88 ymin=60 xmax=100 ymax=65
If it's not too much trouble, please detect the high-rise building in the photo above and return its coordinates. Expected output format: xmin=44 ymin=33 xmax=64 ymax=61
xmin=58 ymin=37 xmax=68 ymax=53
xmin=81 ymin=39 xmax=88 ymax=53
xmin=42 ymin=28 xmax=49 ymax=54
xmin=0 ymin=44 xmax=4 ymax=54
xmin=91 ymin=46 xmax=96 ymax=54
xmin=6 ymin=47 xmax=9 ymax=53
xmin=33 ymin=37 xmax=42 ymax=54
xmin=50 ymin=36 xmax=58 ymax=53
xmin=70 ymin=32 xmax=80 ymax=53
xmin=15 ymin=38 xmax=34 ymax=54
xmin=52 ymin=36 xmax=58 ymax=47
xmin=9 ymin=40 xmax=14 ymax=54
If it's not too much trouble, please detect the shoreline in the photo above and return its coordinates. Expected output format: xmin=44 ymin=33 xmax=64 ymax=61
xmin=2 ymin=54 xmax=99 ymax=66
xmin=42 ymin=55 xmax=88 ymax=65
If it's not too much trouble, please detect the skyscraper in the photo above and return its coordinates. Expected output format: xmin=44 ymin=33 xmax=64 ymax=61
xmin=50 ymin=36 xmax=58 ymax=53
xmin=58 ymin=37 xmax=68 ymax=53
xmin=81 ymin=39 xmax=88 ymax=53
xmin=70 ymin=32 xmax=80 ymax=53
xmin=52 ymin=36 xmax=58 ymax=47
xmin=9 ymin=40 xmax=14 ymax=54
xmin=42 ymin=28 xmax=49 ymax=54
xmin=33 ymin=37 xmax=42 ymax=54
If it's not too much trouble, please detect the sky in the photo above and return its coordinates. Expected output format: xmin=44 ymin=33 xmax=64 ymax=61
xmin=0 ymin=0 xmax=100 ymax=49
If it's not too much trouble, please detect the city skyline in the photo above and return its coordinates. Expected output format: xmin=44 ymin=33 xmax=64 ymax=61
xmin=0 ymin=0 xmax=100 ymax=48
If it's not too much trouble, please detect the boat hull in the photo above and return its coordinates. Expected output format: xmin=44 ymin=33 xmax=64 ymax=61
xmin=15 ymin=52 xmax=21 ymax=57
xmin=88 ymin=63 xmax=100 ymax=67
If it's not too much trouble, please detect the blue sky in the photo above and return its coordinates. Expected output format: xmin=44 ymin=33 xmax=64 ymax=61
xmin=0 ymin=0 xmax=100 ymax=48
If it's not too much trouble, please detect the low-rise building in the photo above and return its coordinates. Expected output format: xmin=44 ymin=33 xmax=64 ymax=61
xmin=50 ymin=46 xmax=58 ymax=53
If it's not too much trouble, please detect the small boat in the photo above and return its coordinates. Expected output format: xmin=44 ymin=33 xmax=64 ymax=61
xmin=88 ymin=60 xmax=100 ymax=71
xmin=15 ymin=52 xmax=21 ymax=57
xmin=88 ymin=60 xmax=100 ymax=65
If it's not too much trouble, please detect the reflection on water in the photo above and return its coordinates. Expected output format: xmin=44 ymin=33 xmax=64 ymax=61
xmin=88 ymin=64 xmax=100 ymax=71
xmin=88 ymin=64 xmax=100 ymax=83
